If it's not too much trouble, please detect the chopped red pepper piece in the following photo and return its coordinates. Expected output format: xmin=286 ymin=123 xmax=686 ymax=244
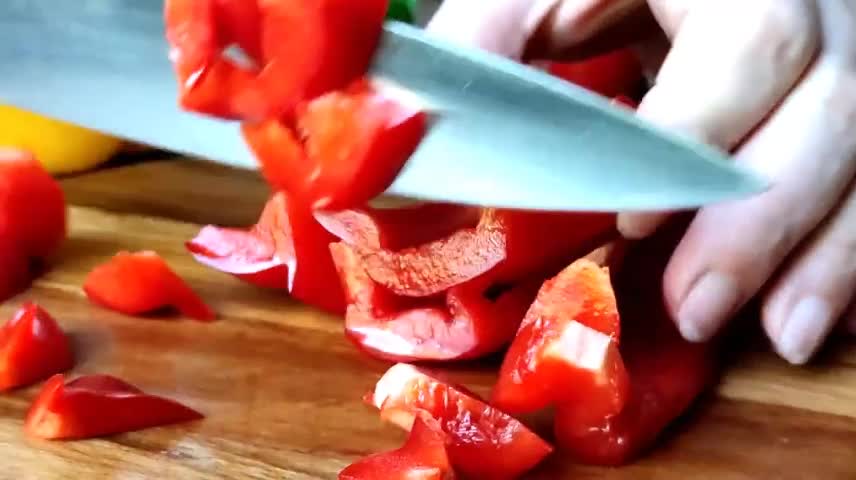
xmin=554 ymin=220 xmax=718 ymax=466
xmin=491 ymin=259 xmax=628 ymax=418
xmin=315 ymin=204 xmax=480 ymax=251
xmin=187 ymin=193 xmax=345 ymax=313
xmin=352 ymin=209 xmax=616 ymax=297
xmin=545 ymin=48 xmax=643 ymax=99
xmin=331 ymin=243 xmax=535 ymax=362
xmin=0 ymin=303 xmax=73 ymax=392
xmin=83 ymin=251 xmax=216 ymax=321
xmin=165 ymin=0 xmax=389 ymax=120
xmin=243 ymin=84 xmax=427 ymax=210
xmin=0 ymin=149 xmax=66 ymax=300
xmin=339 ymin=415 xmax=455 ymax=480
xmin=368 ymin=363 xmax=553 ymax=479
xmin=24 ymin=374 xmax=204 ymax=440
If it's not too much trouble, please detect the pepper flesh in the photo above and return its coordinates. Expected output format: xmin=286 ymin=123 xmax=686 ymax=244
xmin=186 ymin=192 xmax=347 ymax=314
xmin=491 ymin=259 xmax=628 ymax=418
xmin=164 ymin=0 xmax=389 ymax=120
xmin=368 ymin=363 xmax=553 ymax=479
xmin=545 ymin=48 xmax=643 ymax=99
xmin=25 ymin=374 xmax=203 ymax=440
xmin=83 ymin=251 xmax=216 ymax=321
xmin=243 ymin=84 xmax=427 ymax=210
xmin=339 ymin=415 xmax=455 ymax=480
xmin=0 ymin=303 xmax=73 ymax=391
xmin=331 ymin=243 xmax=535 ymax=362
xmin=352 ymin=209 xmax=617 ymax=297
xmin=554 ymin=219 xmax=718 ymax=465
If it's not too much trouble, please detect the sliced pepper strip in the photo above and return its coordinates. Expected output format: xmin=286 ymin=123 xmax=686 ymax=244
xmin=353 ymin=209 xmax=617 ymax=297
xmin=83 ymin=251 xmax=216 ymax=321
xmin=25 ymin=374 xmax=203 ymax=440
xmin=491 ymin=259 xmax=628 ymax=417
xmin=331 ymin=243 xmax=535 ymax=362
xmin=243 ymin=84 xmax=427 ymax=210
xmin=368 ymin=363 xmax=553 ymax=479
xmin=554 ymin=220 xmax=718 ymax=466
xmin=0 ymin=303 xmax=74 ymax=392
xmin=188 ymin=193 xmax=345 ymax=314
xmin=165 ymin=0 xmax=389 ymax=121
xmin=544 ymin=48 xmax=643 ymax=99
xmin=339 ymin=415 xmax=455 ymax=480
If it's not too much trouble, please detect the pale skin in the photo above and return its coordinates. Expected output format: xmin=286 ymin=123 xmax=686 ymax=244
xmin=427 ymin=0 xmax=856 ymax=365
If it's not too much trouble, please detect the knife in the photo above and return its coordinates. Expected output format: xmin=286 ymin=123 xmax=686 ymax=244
xmin=0 ymin=0 xmax=765 ymax=212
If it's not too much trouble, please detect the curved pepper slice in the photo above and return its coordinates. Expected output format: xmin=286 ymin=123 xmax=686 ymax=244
xmin=339 ymin=415 xmax=455 ymax=480
xmin=83 ymin=251 xmax=216 ymax=321
xmin=491 ymin=259 xmax=628 ymax=417
xmin=353 ymin=209 xmax=616 ymax=297
xmin=331 ymin=243 xmax=535 ymax=362
xmin=165 ymin=0 xmax=388 ymax=120
xmin=315 ymin=204 xmax=480 ymax=251
xmin=188 ymin=192 xmax=345 ymax=314
xmin=24 ymin=374 xmax=203 ymax=440
xmin=554 ymin=220 xmax=718 ymax=466
xmin=0 ymin=303 xmax=73 ymax=392
xmin=368 ymin=364 xmax=553 ymax=479
xmin=0 ymin=149 xmax=67 ymax=300
xmin=243 ymin=84 xmax=427 ymax=210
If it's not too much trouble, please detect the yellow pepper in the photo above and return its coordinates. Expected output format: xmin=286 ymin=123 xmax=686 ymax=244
xmin=0 ymin=105 xmax=123 ymax=175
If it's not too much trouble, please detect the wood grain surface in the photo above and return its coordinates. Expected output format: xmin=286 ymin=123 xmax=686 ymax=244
xmin=2 ymin=156 xmax=854 ymax=480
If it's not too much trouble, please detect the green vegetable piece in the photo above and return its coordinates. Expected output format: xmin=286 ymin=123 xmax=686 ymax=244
xmin=387 ymin=0 xmax=417 ymax=23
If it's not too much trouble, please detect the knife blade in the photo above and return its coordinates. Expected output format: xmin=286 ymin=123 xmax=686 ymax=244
xmin=0 ymin=0 xmax=766 ymax=212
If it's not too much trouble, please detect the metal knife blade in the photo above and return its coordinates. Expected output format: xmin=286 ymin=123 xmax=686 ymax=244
xmin=0 ymin=0 xmax=766 ymax=212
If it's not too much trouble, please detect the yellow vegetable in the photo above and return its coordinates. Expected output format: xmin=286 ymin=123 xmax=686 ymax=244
xmin=0 ymin=105 xmax=123 ymax=175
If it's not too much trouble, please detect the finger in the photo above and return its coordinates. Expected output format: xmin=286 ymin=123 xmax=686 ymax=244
xmin=617 ymin=0 xmax=820 ymax=239
xmin=665 ymin=49 xmax=856 ymax=344
xmin=426 ymin=0 xmax=557 ymax=58
xmin=762 ymin=181 xmax=856 ymax=364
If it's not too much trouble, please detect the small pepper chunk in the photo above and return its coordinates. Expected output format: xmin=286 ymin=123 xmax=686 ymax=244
xmin=331 ymin=243 xmax=535 ymax=362
xmin=368 ymin=364 xmax=553 ymax=479
xmin=164 ymin=0 xmax=389 ymax=120
xmin=491 ymin=259 xmax=628 ymax=418
xmin=186 ymin=192 xmax=346 ymax=314
xmin=339 ymin=415 xmax=455 ymax=480
xmin=243 ymin=84 xmax=427 ymax=210
xmin=0 ymin=303 xmax=73 ymax=392
xmin=83 ymin=251 xmax=215 ymax=321
xmin=25 ymin=374 xmax=203 ymax=440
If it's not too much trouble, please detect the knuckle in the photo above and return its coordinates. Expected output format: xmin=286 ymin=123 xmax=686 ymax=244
xmin=750 ymin=0 xmax=819 ymax=67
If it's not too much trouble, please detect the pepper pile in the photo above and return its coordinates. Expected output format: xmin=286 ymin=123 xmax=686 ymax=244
xmin=167 ymin=2 xmax=720 ymax=477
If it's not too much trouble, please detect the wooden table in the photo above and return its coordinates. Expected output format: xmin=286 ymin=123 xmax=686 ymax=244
xmin=2 ymin=156 xmax=855 ymax=479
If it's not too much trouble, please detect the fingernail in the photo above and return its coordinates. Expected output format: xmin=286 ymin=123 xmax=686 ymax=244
xmin=616 ymin=212 xmax=667 ymax=239
xmin=677 ymin=272 xmax=740 ymax=342
xmin=777 ymin=297 xmax=832 ymax=365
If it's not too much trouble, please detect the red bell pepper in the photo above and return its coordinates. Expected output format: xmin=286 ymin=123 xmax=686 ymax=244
xmin=331 ymin=243 xmax=535 ymax=362
xmin=351 ymin=208 xmax=616 ymax=297
xmin=491 ymin=259 xmax=628 ymax=418
xmin=165 ymin=0 xmax=389 ymax=121
xmin=0 ymin=303 xmax=73 ymax=391
xmin=554 ymin=220 xmax=718 ymax=466
xmin=25 ymin=374 xmax=203 ymax=440
xmin=315 ymin=204 xmax=480 ymax=252
xmin=368 ymin=363 xmax=553 ymax=479
xmin=83 ymin=251 xmax=216 ymax=321
xmin=0 ymin=149 xmax=66 ymax=300
xmin=339 ymin=415 xmax=455 ymax=480
xmin=242 ymin=83 xmax=427 ymax=210
xmin=188 ymin=192 xmax=345 ymax=314
xmin=544 ymin=48 xmax=643 ymax=99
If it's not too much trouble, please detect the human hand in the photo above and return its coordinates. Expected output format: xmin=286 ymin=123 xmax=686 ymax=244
xmin=427 ymin=0 xmax=856 ymax=365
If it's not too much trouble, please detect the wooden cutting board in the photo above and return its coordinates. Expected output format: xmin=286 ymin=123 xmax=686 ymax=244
xmin=2 ymin=156 xmax=855 ymax=480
